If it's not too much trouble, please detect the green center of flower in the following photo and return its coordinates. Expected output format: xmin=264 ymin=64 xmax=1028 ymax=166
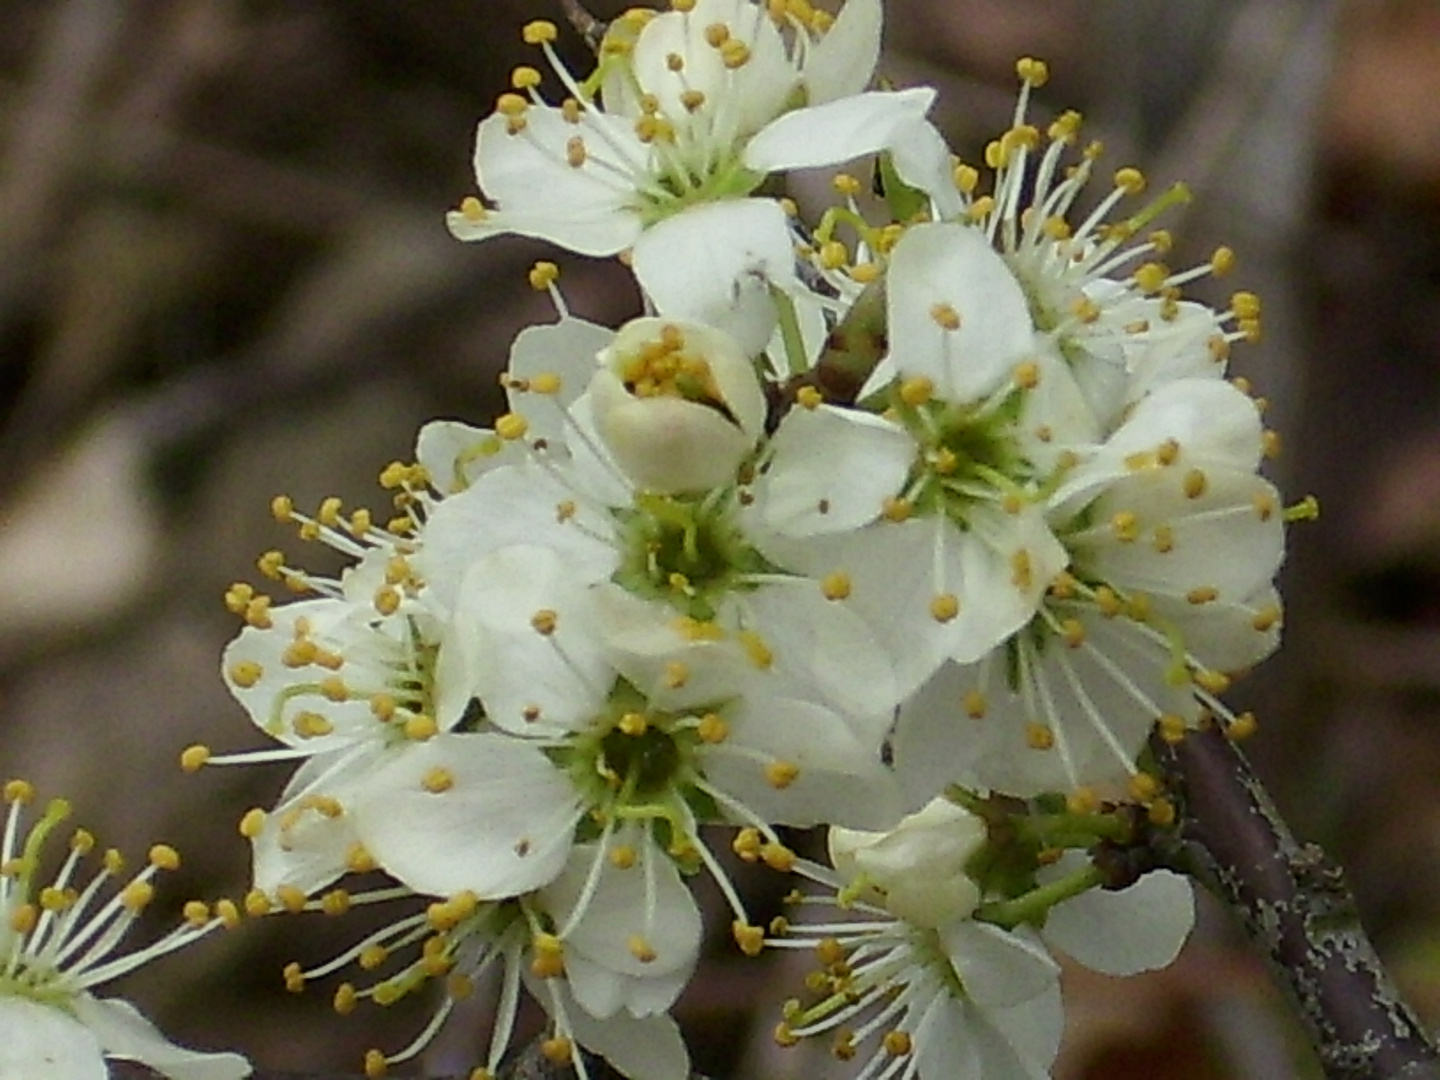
xmin=890 ymin=380 xmax=1031 ymax=525
xmin=612 ymin=493 xmax=769 ymax=620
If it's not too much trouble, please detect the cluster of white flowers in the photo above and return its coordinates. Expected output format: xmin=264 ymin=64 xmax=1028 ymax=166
xmin=186 ymin=3 xmax=1298 ymax=1078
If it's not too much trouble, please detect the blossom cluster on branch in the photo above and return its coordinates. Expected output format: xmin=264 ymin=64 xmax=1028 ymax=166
xmin=0 ymin=2 xmax=1302 ymax=1078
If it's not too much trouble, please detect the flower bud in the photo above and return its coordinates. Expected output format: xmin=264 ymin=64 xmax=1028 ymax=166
xmin=828 ymin=797 xmax=986 ymax=928
xmin=589 ymin=317 xmax=766 ymax=493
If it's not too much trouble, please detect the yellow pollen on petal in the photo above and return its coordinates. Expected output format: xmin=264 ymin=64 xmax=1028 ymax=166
xmin=1152 ymin=525 xmax=1176 ymax=553
xmin=1186 ymin=586 xmax=1219 ymax=605
xmin=530 ymin=608 xmax=558 ymax=636
xmin=929 ymin=302 xmax=961 ymax=331
xmin=628 ymin=935 xmax=657 ymax=963
xmin=963 ymin=689 xmax=987 ymax=719
xmin=1025 ymin=723 xmax=1054 ymax=750
xmin=228 ymin=660 xmax=263 ymax=688
xmin=1110 ymin=511 xmax=1139 ymax=542
xmin=1183 ymin=468 xmax=1208 ymax=499
xmin=765 ymin=760 xmax=800 ymax=789
xmin=930 ymin=592 xmax=960 ymax=622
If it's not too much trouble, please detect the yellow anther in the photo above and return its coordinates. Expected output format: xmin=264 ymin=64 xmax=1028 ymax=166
xmin=953 ymin=162 xmax=979 ymax=193
xmin=565 ymin=134 xmax=587 ymax=168
xmin=628 ymin=935 xmax=657 ymax=963
xmin=818 ymin=239 xmax=849 ymax=270
xmin=530 ymin=608 xmax=558 ymax=636
xmin=732 ymin=920 xmax=765 ymax=956
xmin=1113 ymin=167 xmax=1146 ymax=195
xmin=617 ymin=712 xmax=649 ymax=736
xmin=277 ymin=884 xmax=307 ymax=914
xmin=522 ymin=19 xmax=559 ymax=44
xmin=1152 ymin=525 xmax=1176 ymax=553
xmin=1066 ymin=787 xmax=1099 ymax=814
xmin=1012 ymin=361 xmax=1040 ymax=389
xmin=765 ymin=760 xmax=800 ymax=789
xmin=1231 ymin=290 xmax=1262 ymax=320
xmin=1110 ymin=511 xmax=1139 ymax=542
xmin=732 ymin=826 xmax=763 ymax=861
xmin=364 ymin=1048 xmax=387 ymax=1078
xmin=495 ymin=93 xmax=528 ymax=119
xmin=832 ymin=172 xmax=862 ymax=197
xmin=881 ymin=495 xmax=912 ymax=522
xmin=320 ymin=675 xmax=349 ymax=702
xmin=1158 ymin=713 xmax=1189 ymax=744
xmin=404 ymin=714 xmax=439 ymax=741
xmin=1211 ymin=245 xmax=1236 ymax=275
xmin=359 ymin=943 xmax=390 ymax=970
xmin=421 ymin=767 xmax=454 ymax=794
xmin=1147 ymin=797 xmax=1177 ymax=827
xmin=1182 ymin=468 xmax=1208 ymax=499
xmin=149 ymin=844 xmax=181 ymax=871
xmin=1015 ymin=56 xmax=1049 ymax=87
xmin=664 ymin=660 xmax=689 ymax=688
xmin=1194 ymin=668 xmax=1231 ymax=694
xmin=227 ymin=659 xmax=263 ymax=688
xmin=697 ymin=712 xmax=729 ymax=743
xmin=820 ymin=571 xmax=851 ymax=600
xmin=929 ymin=592 xmax=960 ymax=623
xmin=121 ymin=880 xmax=155 ymax=912
xmin=740 ymin=630 xmax=773 ymax=669
xmin=796 ymin=385 xmax=824 ymax=409
xmin=1060 ymin=617 xmax=1085 ymax=647
xmin=239 ymin=808 xmax=267 ymax=839
xmin=511 ymin=65 xmax=543 ymax=90
xmin=720 ymin=39 xmax=751 ymax=68
xmin=609 ymin=844 xmax=638 ymax=869
xmin=963 ymin=689 xmax=987 ymax=719
xmin=1011 ymin=548 xmax=1034 ymax=590
xmin=884 ymin=1030 xmax=914 ymax=1056
xmin=1186 ymin=586 xmax=1219 ymax=605
xmin=528 ymin=261 xmax=560 ymax=291
xmin=774 ymin=1022 xmax=799 ymax=1048
xmin=1262 ymin=430 xmax=1282 ymax=459
xmin=1128 ymin=772 xmax=1162 ymax=802
xmin=541 ymin=1037 xmax=574 ymax=1066
xmin=761 ymin=842 xmax=796 ymax=872
xmin=898 ymin=375 xmax=934 ymax=407
xmin=1227 ymin=711 xmax=1259 ymax=740
xmin=495 ymin=413 xmax=528 ymax=441
xmin=270 ymin=494 xmax=295 ymax=522
xmin=1133 ymin=262 xmax=1169 ymax=293
xmin=1156 ymin=438 xmax=1181 ymax=466
xmin=1024 ymin=722 xmax=1055 ymax=750
xmin=180 ymin=745 xmax=211 ymax=772
xmin=283 ymin=962 xmax=306 ymax=994
xmin=929 ymin=302 xmax=961 ymax=331
xmin=1251 ymin=605 xmax=1282 ymax=632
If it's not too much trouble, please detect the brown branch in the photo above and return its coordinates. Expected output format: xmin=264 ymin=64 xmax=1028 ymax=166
xmin=1150 ymin=724 xmax=1440 ymax=1080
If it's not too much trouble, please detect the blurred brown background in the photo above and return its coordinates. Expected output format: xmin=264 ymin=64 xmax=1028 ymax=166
xmin=2 ymin=0 xmax=1438 ymax=1076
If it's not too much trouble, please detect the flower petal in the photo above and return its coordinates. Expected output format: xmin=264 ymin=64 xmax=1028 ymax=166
xmin=72 ymin=995 xmax=250 ymax=1080
xmin=0 ymin=997 xmax=105 ymax=1080
xmin=743 ymin=88 xmax=936 ymax=172
xmin=1043 ymin=865 xmax=1195 ymax=975
xmin=352 ymin=732 xmax=580 ymax=898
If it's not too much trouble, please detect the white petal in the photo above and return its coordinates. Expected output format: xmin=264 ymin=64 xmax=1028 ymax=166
xmin=416 ymin=462 xmax=617 ymax=618
xmin=632 ymin=0 xmax=794 ymax=140
xmin=743 ymin=88 xmax=936 ymax=172
xmin=886 ymin=116 xmax=964 ymax=220
xmin=886 ymin=223 xmax=1034 ymax=402
xmin=250 ymin=749 xmax=368 ymax=897
xmin=943 ymin=922 xmax=1059 ymax=1009
xmin=1043 ymin=866 xmax=1195 ymax=975
xmin=450 ymin=544 xmax=613 ymax=734
xmin=0 ymin=997 xmax=105 ymax=1080
xmin=632 ymin=200 xmax=798 ymax=354
xmin=564 ymin=997 xmax=691 ymax=1080
xmin=803 ymin=0 xmax=883 ymax=102
xmin=754 ymin=405 xmax=912 ymax=536
xmin=352 ymin=732 xmax=579 ymax=898
xmin=454 ymin=110 xmax=646 ymax=256
xmin=543 ymin=841 xmax=701 ymax=986
xmin=414 ymin=420 xmax=518 ymax=496
xmin=703 ymin=691 xmax=901 ymax=829
xmin=506 ymin=318 xmax=616 ymax=445
xmin=72 ymin=996 xmax=250 ymax=1080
